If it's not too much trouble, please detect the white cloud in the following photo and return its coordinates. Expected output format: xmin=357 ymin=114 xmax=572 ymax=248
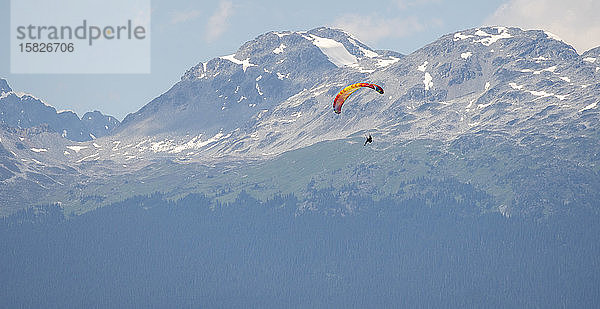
xmin=333 ymin=15 xmax=430 ymax=45
xmin=486 ymin=0 xmax=600 ymax=53
xmin=205 ymin=0 xmax=234 ymax=42
xmin=170 ymin=10 xmax=202 ymax=25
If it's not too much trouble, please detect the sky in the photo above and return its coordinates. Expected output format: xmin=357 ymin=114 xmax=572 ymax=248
xmin=1 ymin=0 xmax=599 ymax=120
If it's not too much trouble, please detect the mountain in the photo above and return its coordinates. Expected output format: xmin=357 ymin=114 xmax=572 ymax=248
xmin=119 ymin=27 xmax=402 ymax=137
xmin=81 ymin=110 xmax=120 ymax=138
xmin=0 ymin=26 xmax=599 ymax=217
xmin=0 ymin=79 xmax=120 ymax=142
xmin=583 ymin=46 xmax=600 ymax=59
xmin=0 ymin=78 xmax=11 ymax=93
xmin=112 ymin=26 xmax=599 ymax=160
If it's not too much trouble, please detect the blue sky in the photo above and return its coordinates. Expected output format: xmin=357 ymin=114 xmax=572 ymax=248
xmin=1 ymin=0 xmax=599 ymax=119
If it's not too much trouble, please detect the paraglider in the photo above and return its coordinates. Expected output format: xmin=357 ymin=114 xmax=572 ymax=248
xmin=364 ymin=134 xmax=373 ymax=146
xmin=333 ymin=83 xmax=384 ymax=114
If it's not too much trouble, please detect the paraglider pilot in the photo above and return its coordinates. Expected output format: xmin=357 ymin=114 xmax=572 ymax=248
xmin=364 ymin=134 xmax=372 ymax=146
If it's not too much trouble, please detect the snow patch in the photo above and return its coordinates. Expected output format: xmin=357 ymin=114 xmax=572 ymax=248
xmin=583 ymin=57 xmax=597 ymax=63
xmin=220 ymin=54 xmax=257 ymax=72
xmin=532 ymin=56 xmax=550 ymax=61
xmin=461 ymin=52 xmax=472 ymax=59
xmin=554 ymin=94 xmax=569 ymax=101
xmin=520 ymin=66 xmax=557 ymax=75
xmin=272 ymin=31 xmax=291 ymax=38
xmin=485 ymin=82 xmax=491 ymax=90
xmin=423 ymin=72 xmax=433 ymax=90
xmin=541 ymin=66 xmax=557 ymax=73
xmin=478 ymin=102 xmax=493 ymax=108
xmin=76 ymin=153 xmax=100 ymax=163
xmin=467 ymin=99 xmax=475 ymax=109
xmin=580 ymin=102 xmax=597 ymax=112
xmin=417 ymin=61 xmax=428 ymax=72
xmin=276 ymin=72 xmax=289 ymax=80
xmin=509 ymin=82 xmax=523 ymax=90
xmin=376 ymin=57 xmax=401 ymax=68
xmin=473 ymin=27 xmax=512 ymax=46
xmin=453 ymin=32 xmax=474 ymax=41
xmin=150 ymin=140 xmax=174 ymax=153
xmin=169 ymin=132 xmax=233 ymax=154
xmin=30 ymin=148 xmax=47 ymax=153
xmin=559 ymin=76 xmax=571 ymax=83
xmin=254 ymin=109 xmax=269 ymax=120
xmin=273 ymin=44 xmax=286 ymax=54
xmin=527 ymin=89 xmax=568 ymax=100
xmin=306 ymin=34 xmax=357 ymax=67
xmin=510 ymin=82 xmax=567 ymax=100
xmin=66 ymin=145 xmax=87 ymax=153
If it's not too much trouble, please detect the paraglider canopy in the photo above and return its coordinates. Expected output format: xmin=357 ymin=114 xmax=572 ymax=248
xmin=333 ymin=83 xmax=384 ymax=114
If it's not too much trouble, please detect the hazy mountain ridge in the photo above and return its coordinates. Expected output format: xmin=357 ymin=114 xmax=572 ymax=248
xmin=0 ymin=79 xmax=120 ymax=142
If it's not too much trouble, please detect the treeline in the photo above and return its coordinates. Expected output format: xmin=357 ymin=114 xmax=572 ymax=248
xmin=1 ymin=179 xmax=599 ymax=308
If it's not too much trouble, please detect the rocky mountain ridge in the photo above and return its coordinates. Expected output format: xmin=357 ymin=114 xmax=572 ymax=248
xmin=0 ymin=79 xmax=119 ymax=142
